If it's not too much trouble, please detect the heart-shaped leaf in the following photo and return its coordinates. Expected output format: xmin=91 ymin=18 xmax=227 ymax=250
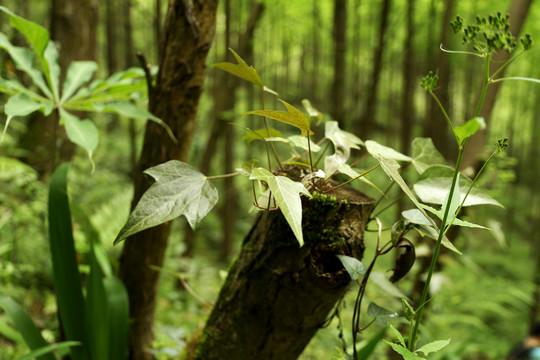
xmin=367 ymin=302 xmax=399 ymax=327
xmin=249 ymin=167 xmax=311 ymax=246
xmin=336 ymin=255 xmax=366 ymax=280
xmin=245 ymin=99 xmax=313 ymax=136
xmin=114 ymin=160 xmax=219 ymax=244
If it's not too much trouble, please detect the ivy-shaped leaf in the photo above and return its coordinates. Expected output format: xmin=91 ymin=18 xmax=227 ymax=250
xmin=241 ymin=127 xmax=286 ymax=144
xmin=411 ymin=137 xmax=446 ymax=174
xmin=325 ymin=120 xmax=363 ymax=152
xmin=213 ymin=48 xmax=263 ymax=88
xmin=336 ymin=255 xmax=366 ymax=280
xmin=413 ymin=176 xmax=502 ymax=207
xmin=249 ymin=167 xmax=311 ymax=246
xmin=366 ymin=140 xmax=412 ymax=161
xmin=114 ymin=161 xmax=218 ymax=244
xmin=288 ymin=135 xmax=321 ymax=152
xmin=245 ymin=99 xmax=313 ymax=136
xmin=301 ymin=99 xmax=323 ymax=120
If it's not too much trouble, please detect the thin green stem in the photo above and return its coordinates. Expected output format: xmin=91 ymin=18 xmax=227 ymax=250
xmin=474 ymin=55 xmax=491 ymax=118
xmin=408 ymin=148 xmax=466 ymax=350
xmin=206 ymin=172 xmax=240 ymax=180
xmin=307 ymin=132 xmax=314 ymax=173
xmin=314 ymin=141 xmax=331 ymax=168
xmin=331 ymin=163 xmax=380 ymax=191
xmin=490 ymin=50 xmax=524 ymax=80
xmin=262 ymin=90 xmax=283 ymax=170
xmin=444 ymin=148 xmax=498 ymax=234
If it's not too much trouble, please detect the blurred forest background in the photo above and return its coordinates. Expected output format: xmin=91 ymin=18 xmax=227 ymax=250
xmin=1 ymin=0 xmax=539 ymax=359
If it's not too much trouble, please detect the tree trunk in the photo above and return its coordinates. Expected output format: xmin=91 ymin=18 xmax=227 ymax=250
xmin=423 ymin=0 xmax=454 ymax=159
xmin=331 ymin=0 xmax=347 ymax=124
xmin=187 ymin=187 xmax=374 ymax=360
xmin=118 ymin=1 xmax=218 ymax=359
xmin=360 ymin=0 xmax=391 ymax=138
xmin=461 ymin=0 xmax=534 ymax=170
xmin=400 ymin=0 xmax=415 ymax=156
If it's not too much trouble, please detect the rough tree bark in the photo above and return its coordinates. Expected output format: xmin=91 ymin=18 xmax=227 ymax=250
xmin=186 ymin=186 xmax=374 ymax=360
xmin=118 ymin=1 xmax=218 ymax=359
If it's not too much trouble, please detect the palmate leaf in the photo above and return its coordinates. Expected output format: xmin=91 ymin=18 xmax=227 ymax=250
xmin=59 ymin=109 xmax=99 ymax=169
xmin=114 ymin=161 xmax=218 ymax=244
xmin=249 ymin=167 xmax=311 ymax=246
xmin=61 ymin=61 xmax=98 ymax=102
xmin=246 ymin=99 xmax=313 ymax=136
xmin=213 ymin=48 xmax=263 ymax=88
xmin=366 ymin=140 xmax=412 ymax=161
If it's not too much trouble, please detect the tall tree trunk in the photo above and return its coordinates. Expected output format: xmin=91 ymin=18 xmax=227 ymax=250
xmin=360 ymin=0 xmax=391 ymax=138
xmin=118 ymin=2 xmax=218 ymax=359
xmin=105 ymin=0 xmax=120 ymax=74
xmin=400 ymin=0 xmax=415 ymax=156
xmin=123 ymin=0 xmax=138 ymax=172
xmin=331 ymin=0 xmax=347 ymax=124
xmin=187 ymin=187 xmax=374 ymax=360
xmin=423 ymin=0 xmax=455 ymax=159
xmin=18 ymin=0 xmax=99 ymax=176
xmin=310 ymin=1 xmax=320 ymax=104
xmin=461 ymin=0 xmax=534 ymax=170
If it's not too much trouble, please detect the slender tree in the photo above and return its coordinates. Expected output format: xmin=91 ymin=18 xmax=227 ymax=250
xmin=360 ymin=0 xmax=392 ymax=137
xmin=331 ymin=0 xmax=347 ymax=124
xmin=118 ymin=1 xmax=218 ymax=359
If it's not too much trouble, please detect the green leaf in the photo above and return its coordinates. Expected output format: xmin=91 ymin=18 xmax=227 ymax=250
xmin=60 ymin=109 xmax=99 ymax=169
xmin=421 ymin=205 xmax=489 ymax=230
xmin=335 ymin=255 xmax=366 ymax=280
xmin=43 ymin=41 xmax=60 ymax=100
xmin=301 ymin=99 xmax=323 ymax=120
xmin=0 ymin=296 xmax=56 ymax=360
xmin=0 ymin=6 xmax=49 ymax=57
xmin=288 ymin=135 xmax=321 ymax=152
xmin=411 ymin=138 xmax=446 ymax=174
xmin=241 ymin=127 xmax=285 ymax=143
xmin=372 ymin=156 xmax=434 ymax=226
xmin=402 ymin=209 xmax=432 ymax=226
xmin=454 ymin=117 xmax=485 ymax=144
xmin=86 ymin=245 xmax=109 ymax=360
xmin=213 ymin=48 xmax=263 ymax=87
xmin=48 ymin=164 xmax=89 ymax=360
xmin=245 ymin=99 xmax=313 ymax=136
xmin=356 ymin=327 xmax=386 ymax=360
xmin=387 ymin=323 xmax=406 ymax=347
xmin=250 ymin=167 xmax=311 ymax=246
xmin=416 ymin=339 xmax=451 ymax=356
xmin=325 ymin=120 xmax=363 ymax=151
xmin=114 ymin=160 xmax=218 ymax=244
xmin=367 ymin=302 xmax=399 ymax=327
xmin=2 ymin=93 xmax=53 ymax=141
xmin=366 ymin=140 xmax=412 ymax=161
xmin=103 ymin=277 xmax=129 ymax=360
xmin=411 ymin=224 xmax=462 ymax=254
xmin=384 ymin=341 xmax=425 ymax=360
xmin=61 ymin=61 xmax=98 ymax=102
xmin=370 ymin=272 xmax=409 ymax=300
xmin=100 ymin=101 xmax=176 ymax=142
xmin=441 ymin=173 xmax=461 ymax=218
xmin=413 ymin=176 xmax=502 ymax=207
xmin=18 ymin=341 xmax=81 ymax=360
xmin=0 ymin=33 xmax=52 ymax=97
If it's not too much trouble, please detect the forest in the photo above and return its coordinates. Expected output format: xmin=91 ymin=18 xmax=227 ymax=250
xmin=0 ymin=0 xmax=539 ymax=359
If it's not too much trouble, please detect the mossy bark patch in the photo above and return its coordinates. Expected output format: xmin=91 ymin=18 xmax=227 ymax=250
xmin=188 ymin=187 xmax=374 ymax=360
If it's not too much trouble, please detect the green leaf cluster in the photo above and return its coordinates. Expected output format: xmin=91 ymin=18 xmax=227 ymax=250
xmin=0 ymin=7 xmax=173 ymax=170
